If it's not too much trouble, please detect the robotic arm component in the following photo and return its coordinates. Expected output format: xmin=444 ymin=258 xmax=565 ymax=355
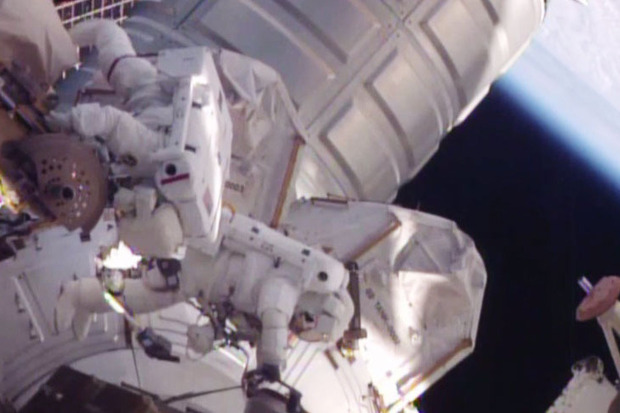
xmin=577 ymin=276 xmax=620 ymax=379
xmin=547 ymin=278 xmax=620 ymax=413
xmin=341 ymin=261 xmax=367 ymax=349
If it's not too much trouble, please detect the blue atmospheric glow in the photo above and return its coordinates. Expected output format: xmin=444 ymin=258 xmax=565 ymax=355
xmin=497 ymin=43 xmax=620 ymax=194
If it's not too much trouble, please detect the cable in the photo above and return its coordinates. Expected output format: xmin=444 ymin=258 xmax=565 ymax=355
xmin=121 ymin=381 xmax=160 ymax=400
xmin=162 ymin=385 xmax=242 ymax=404
xmin=131 ymin=338 xmax=142 ymax=389
xmin=150 ymin=326 xmax=187 ymax=337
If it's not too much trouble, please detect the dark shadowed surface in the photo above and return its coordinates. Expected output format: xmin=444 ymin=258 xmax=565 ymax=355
xmin=396 ymin=85 xmax=620 ymax=413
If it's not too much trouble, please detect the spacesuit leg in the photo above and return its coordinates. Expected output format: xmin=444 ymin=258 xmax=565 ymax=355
xmin=55 ymin=275 xmax=185 ymax=340
xmin=115 ymin=187 xmax=184 ymax=258
xmin=256 ymin=277 xmax=300 ymax=378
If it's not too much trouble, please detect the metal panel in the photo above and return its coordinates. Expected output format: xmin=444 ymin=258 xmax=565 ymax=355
xmin=303 ymin=0 xmax=542 ymax=200
xmin=172 ymin=0 xmax=391 ymax=126
xmin=305 ymin=26 xmax=452 ymax=200
xmin=198 ymin=1 xmax=335 ymax=109
xmin=121 ymin=0 xmax=544 ymax=201
xmin=416 ymin=1 xmax=497 ymax=107
xmin=4 ymin=330 xmax=124 ymax=402
xmin=382 ymin=0 xmax=422 ymax=18
xmin=269 ymin=0 xmax=379 ymax=63
xmin=319 ymin=99 xmax=401 ymax=200
xmin=487 ymin=0 xmax=545 ymax=54
xmin=367 ymin=47 xmax=444 ymax=167
xmin=309 ymin=29 xmax=453 ymax=200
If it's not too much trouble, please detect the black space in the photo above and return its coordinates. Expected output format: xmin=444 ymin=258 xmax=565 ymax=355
xmin=395 ymin=85 xmax=620 ymax=413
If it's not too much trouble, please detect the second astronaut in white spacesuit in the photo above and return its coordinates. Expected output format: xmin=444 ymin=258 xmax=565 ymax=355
xmin=52 ymin=19 xmax=354 ymax=382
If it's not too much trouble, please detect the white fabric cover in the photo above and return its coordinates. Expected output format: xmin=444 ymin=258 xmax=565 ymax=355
xmin=283 ymin=200 xmax=487 ymax=409
xmin=0 ymin=0 xmax=78 ymax=87
xmin=218 ymin=50 xmax=305 ymax=223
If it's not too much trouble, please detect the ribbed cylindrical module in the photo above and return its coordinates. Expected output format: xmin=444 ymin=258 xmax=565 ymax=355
xmin=124 ymin=0 xmax=544 ymax=201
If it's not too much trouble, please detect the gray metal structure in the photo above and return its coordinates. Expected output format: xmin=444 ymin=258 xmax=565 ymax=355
xmin=120 ymin=0 xmax=543 ymax=201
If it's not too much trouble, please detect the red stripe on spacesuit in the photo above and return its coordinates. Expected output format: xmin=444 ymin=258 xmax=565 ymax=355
xmin=106 ymin=54 xmax=137 ymax=82
xmin=160 ymin=173 xmax=190 ymax=185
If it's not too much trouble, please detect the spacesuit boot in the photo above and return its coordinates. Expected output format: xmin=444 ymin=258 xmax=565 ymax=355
xmin=55 ymin=268 xmax=130 ymax=339
xmin=244 ymin=389 xmax=302 ymax=413
xmin=54 ymin=277 xmax=104 ymax=340
xmin=55 ymin=265 xmax=186 ymax=340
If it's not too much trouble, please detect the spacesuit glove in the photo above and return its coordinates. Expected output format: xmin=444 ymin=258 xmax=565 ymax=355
xmin=325 ymin=289 xmax=355 ymax=341
xmin=47 ymin=104 xmax=109 ymax=137
xmin=46 ymin=110 xmax=73 ymax=132
xmin=294 ymin=289 xmax=354 ymax=343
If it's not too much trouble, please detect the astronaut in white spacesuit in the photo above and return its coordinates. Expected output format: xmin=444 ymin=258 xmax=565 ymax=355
xmin=45 ymin=19 xmax=488 ymax=413
xmin=52 ymin=19 xmax=354 ymax=392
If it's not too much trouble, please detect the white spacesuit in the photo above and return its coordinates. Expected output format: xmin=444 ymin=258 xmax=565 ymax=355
xmin=52 ymin=20 xmax=354 ymax=385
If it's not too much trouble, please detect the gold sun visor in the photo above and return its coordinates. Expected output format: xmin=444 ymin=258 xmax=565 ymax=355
xmin=0 ymin=0 xmax=78 ymax=89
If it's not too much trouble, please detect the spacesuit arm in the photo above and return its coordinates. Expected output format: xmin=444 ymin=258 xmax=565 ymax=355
xmin=69 ymin=19 xmax=158 ymax=97
xmin=52 ymin=103 xmax=162 ymax=171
